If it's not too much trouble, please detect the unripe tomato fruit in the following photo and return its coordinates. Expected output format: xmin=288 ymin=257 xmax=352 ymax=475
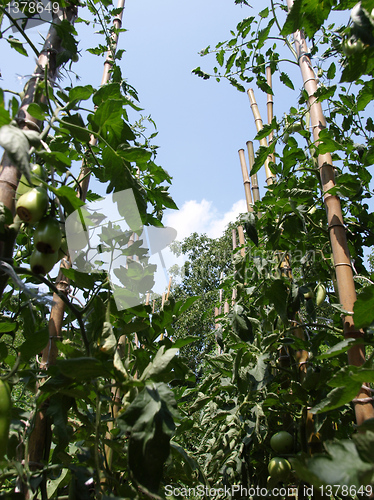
xmin=30 ymin=248 xmax=59 ymax=275
xmin=16 ymin=164 xmax=47 ymax=199
xmin=33 ymin=217 xmax=62 ymax=254
xmin=315 ymin=283 xmax=326 ymax=306
xmin=270 ymin=431 xmax=294 ymax=454
xmin=268 ymin=457 xmax=291 ymax=481
xmin=0 ymin=380 xmax=11 ymax=461
xmin=288 ymin=121 xmax=303 ymax=133
xmin=16 ymin=187 xmax=48 ymax=225
xmin=343 ymin=37 xmax=364 ymax=56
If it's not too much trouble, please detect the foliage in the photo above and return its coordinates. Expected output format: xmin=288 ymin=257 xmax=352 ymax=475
xmin=0 ymin=0 xmax=374 ymax=499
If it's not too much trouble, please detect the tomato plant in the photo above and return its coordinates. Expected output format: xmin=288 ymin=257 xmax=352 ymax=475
xmin=33 ymin=216 xmax=62 ymax=254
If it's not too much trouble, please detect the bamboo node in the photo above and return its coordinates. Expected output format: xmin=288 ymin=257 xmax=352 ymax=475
xmin=361 ymin=384 xmax=374 ymax=393
xmin=297 ymin=51 xmax=312 ymax=62
xmin=328 ymin=223 xmax=346 ymax=230
xmin=0 ymin=179 xmax=18 ymax=190
xmin=334 ymin=262 xmax=352 ymax=269
xmin=303 ymin=76 xmax=317 ymax=86
xmin=352 ymin=397 xmax=374 ymax=404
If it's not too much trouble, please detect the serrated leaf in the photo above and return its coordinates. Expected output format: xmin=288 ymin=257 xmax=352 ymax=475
xmin=118 ymin=382 xmax=178 ymax=493
xmin=140 ymin=346 xmax=178 ymax=381
xmin=280 ymin=72 xmax=294 ymax=90
xmin=0 ymin=125 xmax=30 ymax=181
xmin=20 ymin=327 xmax=49 ymax=360
xmin=0 ymin=203 xmax=13 ymax=234
xmin=353 ymin=284 xmax=374 ymax=328
xmin=56 ymin=357 xmax=109 ymax=379
xmin=27 ymin=103 xmax=46 ymax=121
xmin=242 ymin=212 xmax=258 ymax=246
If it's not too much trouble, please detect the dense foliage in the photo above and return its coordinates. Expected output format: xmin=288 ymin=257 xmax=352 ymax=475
xmin=0 ymin=0 xmax=374 ymax=499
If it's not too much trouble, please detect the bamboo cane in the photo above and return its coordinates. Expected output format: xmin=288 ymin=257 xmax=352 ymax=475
xmin=247 ymin=88 xmax=275 ymax=185
xmin=246 ymin=141 xmax=261 ymax=203
xmin=266 ymin=66 xmax=276 ymax=166
xmin=286 ymin=0 xmax=374 ymax=425
xmin=238 ymin=149 xmax=254 ymax=212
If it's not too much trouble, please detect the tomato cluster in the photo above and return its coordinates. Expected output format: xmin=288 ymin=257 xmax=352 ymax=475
xmin=15 ymin=164 xmax=66 ymax=275
xmin=267 ymin=432 xmax=293 ymax=486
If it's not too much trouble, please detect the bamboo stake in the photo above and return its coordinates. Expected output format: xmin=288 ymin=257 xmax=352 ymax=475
xmin=237 ymin=225 xmax=246 ymax=257
xmin=232 ymin=228 xmax=238 ymax=305
xmin=246 ymin=141 xmax=260 ymax=203
xmin=247 ymin=88 xmax=275 ymax=185
xmin=266 ymin=66 xmax=276 ymax=166
xmin=287 ymin=0 xmax=374 ymax=425
xmin=238 ymin=149 xmax=253 ymax=212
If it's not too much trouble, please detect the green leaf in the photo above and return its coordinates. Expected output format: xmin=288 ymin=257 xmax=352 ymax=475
xmin=291 ymin=440 xmax=373 ymax=488
xmin=353 ymin=284 xmax=374 ymax=328
xmin=317 ymin=338 xmax=363 ymax=360
xmin=280 ymin=72 xmax=295 ymax=90
xmin=357 ymin=80 xmax=374 ymax=111
xmin=7 ymin=37 xmax=28 ymax=56
xmin=0 ymin=203 xmax=13 ymax=234
xmin=69 ymin=85 xmax=95 ymax=103
xmin=19 ymin=327 xmax=49 ymax=361
xmin=243 ymin=212 xmax=258 ymax=246
xmin=311 ymin=383 xmax=360 ymax=414
xmin=0 ymin=125 xmax=30 ymax=181
xmin=60 ymin=114 xmax=91 ymax=142
xmin=140 ymin=346 xmax=179 ymax=381
xmin=56 ymin=357 xmax=109 ymax=379
xmin=316 ymin=128 xmax=342 ymax=155
xmin=118 ymin=382 xmax=178 ymax=494
xmin=230 ymin=304 xmax=253 ymax=343
xmin=26 ymin=103 xmax=46 ymax=121
xmin=61 ymin=268 xmax=99 ymax=290
xmin=49 ymin=185 xmax=85 ymax=215
xmin=0 ymin=321 xmax=16 ymax=333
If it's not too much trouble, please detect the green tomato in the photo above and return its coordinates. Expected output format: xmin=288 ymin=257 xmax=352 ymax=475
xmin=288 ymin=121 xmax=303 ymax=133
xmin=270 ymin=431 xmax=294 ymax=454
xmin=0 ymin=380 xmax=11 ymax=461
xmin=343 ymin=37 xmax=365 ymax=56
xmin=30 ymin=248 xmax=59 ymax=275
xmin=315 ymin=283 xmax=326 ymax=306
xmin=16 ymin=187 xmax=49 ymax=225
xmin=16 ymin=164 xmax=47 ymax=199
xmin=33 ymin=217 xmax=62 ymax=254
xmin=268 ymin=457 xmax=291 ymax=481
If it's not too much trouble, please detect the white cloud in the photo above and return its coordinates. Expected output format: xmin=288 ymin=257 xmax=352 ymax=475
xmin=164 ymin=198 xmax=247 ymax=241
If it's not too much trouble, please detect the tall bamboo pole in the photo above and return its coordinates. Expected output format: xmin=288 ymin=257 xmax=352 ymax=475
xmin=286 ymin=0 xmax=374 ymax=424
xmin=266 ymin=66 xmax=276 ymax=166
xmin=28 ymin=0 xmax=128 ymax=470
xmin=246 ymin=141 xmax=260 ymax=203
xmin=238 ymin=149 xmax=253 ymax=212
xmin=247 ymin=88 xmax=275 ymax=185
